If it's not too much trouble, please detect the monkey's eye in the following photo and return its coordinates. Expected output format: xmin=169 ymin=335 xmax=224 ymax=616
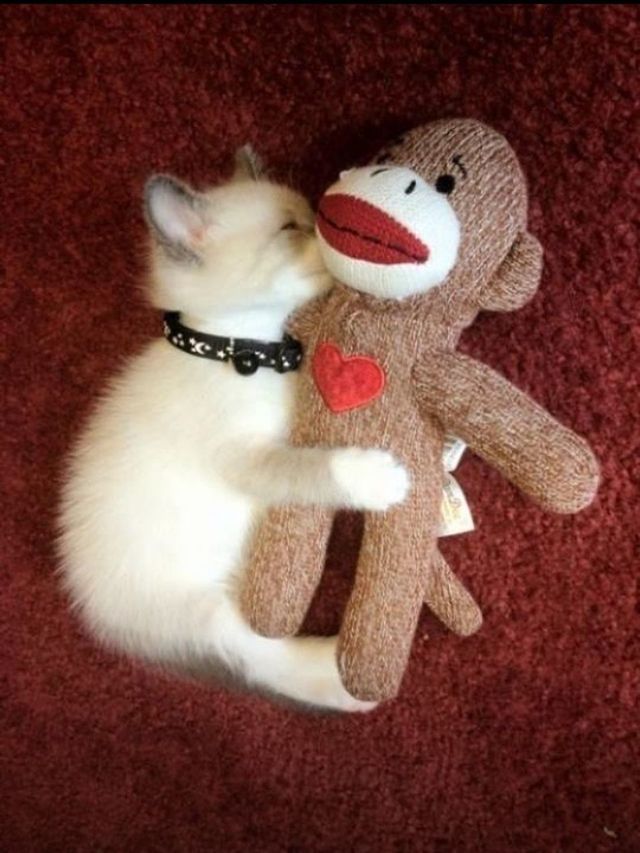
xmin=435 ymin=174 xmax=456 ymax=195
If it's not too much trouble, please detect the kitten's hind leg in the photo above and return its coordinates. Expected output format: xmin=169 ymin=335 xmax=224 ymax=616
xmin=204 ymin=600 xmax=376 ymax=713
xmin=247 ymin=634 xmax=376 ymax=713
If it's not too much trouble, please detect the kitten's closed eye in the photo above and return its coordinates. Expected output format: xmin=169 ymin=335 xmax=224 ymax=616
xmin=281 ymin=220 xmax=314 ymax=235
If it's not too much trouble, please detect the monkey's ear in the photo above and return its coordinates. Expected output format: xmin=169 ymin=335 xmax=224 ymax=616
xmin=480 ymin=232 xmax=543 ymax=313
xmin=232 ymin=144 xmax=266 ymax=182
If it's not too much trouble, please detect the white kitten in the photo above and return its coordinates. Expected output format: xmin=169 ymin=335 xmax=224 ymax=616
xmin=58 ymin=149 xmax=408 ymax=712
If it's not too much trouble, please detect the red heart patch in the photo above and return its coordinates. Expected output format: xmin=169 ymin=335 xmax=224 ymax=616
xmin=312 ymin=342 xmax=386 ymax=413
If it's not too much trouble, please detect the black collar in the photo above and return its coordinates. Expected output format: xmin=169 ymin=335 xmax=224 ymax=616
xmin=162 ymin=312 xmax=303 ymax=376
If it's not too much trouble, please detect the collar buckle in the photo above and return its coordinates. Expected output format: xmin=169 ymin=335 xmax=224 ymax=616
xmin=274 ymin=334 xmax=303 ymax=374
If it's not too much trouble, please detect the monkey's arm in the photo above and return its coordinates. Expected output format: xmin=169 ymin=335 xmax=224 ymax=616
xmin=414 ymin=353 xmax=599 ymax=513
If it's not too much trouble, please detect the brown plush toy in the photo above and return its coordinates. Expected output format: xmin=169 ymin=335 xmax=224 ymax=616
xmin=240 ymin=119 xmax=600 ymax=702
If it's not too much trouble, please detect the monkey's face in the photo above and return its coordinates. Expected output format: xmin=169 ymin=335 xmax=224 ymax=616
xmin=374 ymin=120 xmax=530 ymax=312
xmin=316 ymin=165 xmax=460 ymax=300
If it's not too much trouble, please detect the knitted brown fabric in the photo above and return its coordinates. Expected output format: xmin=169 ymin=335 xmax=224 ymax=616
xmin=423 ymin=548 xmax=484 ymax=638
xmin=414 ymin=354 xmax=600 ymax=514
xmin=241 ymin=119 xmax=600 ymax=701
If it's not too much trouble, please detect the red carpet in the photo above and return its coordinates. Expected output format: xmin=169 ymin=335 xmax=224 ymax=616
xmin=3 ymin=6 xmax=639 ymax=851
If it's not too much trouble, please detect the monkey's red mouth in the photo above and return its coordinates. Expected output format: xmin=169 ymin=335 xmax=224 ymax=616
xmin=317 ymin=193 xmax=429 ymax=265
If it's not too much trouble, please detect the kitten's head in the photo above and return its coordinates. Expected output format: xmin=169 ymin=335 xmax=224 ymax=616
xmin=144 ymin=147 xmax=330 ymax=316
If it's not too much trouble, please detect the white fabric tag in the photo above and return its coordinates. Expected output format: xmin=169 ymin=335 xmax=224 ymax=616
xmin=438 ymin=472 xmax=475 ymax=537
xmin=442 ymin=435 xmax=467 ymax=472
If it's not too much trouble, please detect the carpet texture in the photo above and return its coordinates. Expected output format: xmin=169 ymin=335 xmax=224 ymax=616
xmin=2 ymin=5 xmax=639 ymax=851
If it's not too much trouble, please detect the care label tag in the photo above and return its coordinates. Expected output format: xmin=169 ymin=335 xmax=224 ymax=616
xmin=442 ymin=435 xmax=467 ymax=472
xmin=438 ymin=472 xmax=475 ymax=538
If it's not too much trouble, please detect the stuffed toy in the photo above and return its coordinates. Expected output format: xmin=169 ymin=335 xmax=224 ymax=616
xmin=240 ymin=119 xmax=600 ymax=701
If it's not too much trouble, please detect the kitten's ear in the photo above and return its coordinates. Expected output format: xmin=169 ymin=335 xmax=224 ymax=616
xmin=233 ymin=145 xmax=265 ymax=182
xmin=144 ymin=175 xmax=208 ymax=260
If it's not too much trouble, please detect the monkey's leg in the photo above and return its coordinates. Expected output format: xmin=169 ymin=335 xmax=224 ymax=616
xmin=240 ymin=504 xmax=335 ymax=638
xmin=338 ymin=484 xmax=440 ymax=702
xmin=424 ymin=548 xmax=483 ymax=636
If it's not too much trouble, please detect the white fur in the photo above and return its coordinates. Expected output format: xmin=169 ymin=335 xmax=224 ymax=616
xmin=330 ymin=448 xmax=409 ymax=511
xmin=58 ymin=170 xmax=409 ymax=712
xmin=318 ymin=165 xmax=460 ymax=299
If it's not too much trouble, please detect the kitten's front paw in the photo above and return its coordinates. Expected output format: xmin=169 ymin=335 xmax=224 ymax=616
xmin=330 ymin=448 xmax=410 ymax=511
